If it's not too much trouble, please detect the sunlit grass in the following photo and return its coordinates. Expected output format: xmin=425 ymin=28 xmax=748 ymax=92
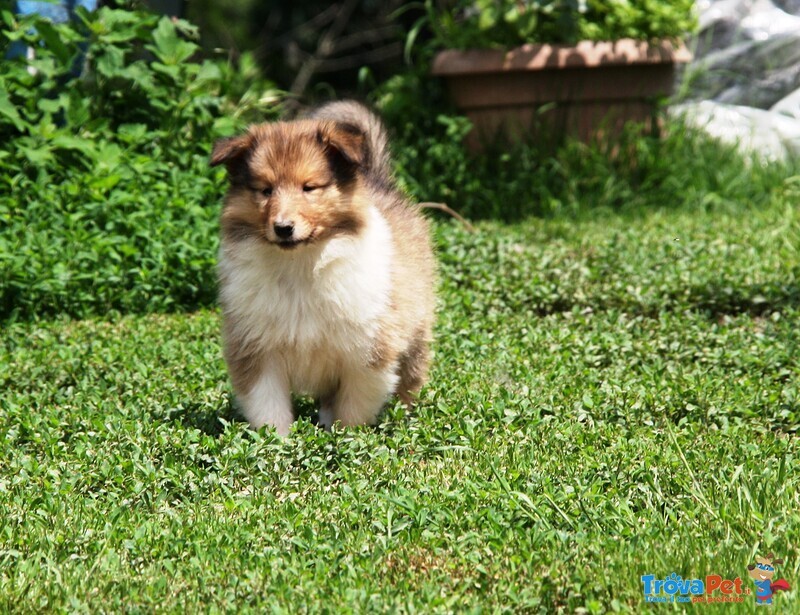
xmin=2 ymin=195 xmax=798 ymax=611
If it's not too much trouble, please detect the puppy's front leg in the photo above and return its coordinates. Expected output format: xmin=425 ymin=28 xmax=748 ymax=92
xmin=333 ymin=366 xmax=399 ymax=428
xmin=239 ymin=362 xmax=293 ymax=436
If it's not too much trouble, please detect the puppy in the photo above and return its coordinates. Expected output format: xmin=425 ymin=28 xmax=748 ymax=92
xmin=211 ymin=101 xmax=436 ymax=435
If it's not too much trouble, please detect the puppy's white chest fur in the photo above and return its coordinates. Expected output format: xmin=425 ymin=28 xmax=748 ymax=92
xmin=218 ymin=206 xmax=393 ymax=395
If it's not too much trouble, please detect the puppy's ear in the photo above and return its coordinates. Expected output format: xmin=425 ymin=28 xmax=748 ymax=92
xmin=318 ymin=122 xmax=365 ymax=167
xmin=210 ymin=133 xmax=254 ymax=168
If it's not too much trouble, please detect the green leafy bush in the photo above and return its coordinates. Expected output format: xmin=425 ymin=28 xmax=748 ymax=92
xmin=0 ymin=6 xmax=282 ymax=320
xmin=426 ymin=0 xmax=697 ymax=49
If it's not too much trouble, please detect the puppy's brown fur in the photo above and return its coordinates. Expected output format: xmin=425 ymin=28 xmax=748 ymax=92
xmin=212 ymin=101 xmax=436 ymax=434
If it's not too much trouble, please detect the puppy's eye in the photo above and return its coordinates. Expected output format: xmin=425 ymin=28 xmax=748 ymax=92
xmin=261 ymin=187 xmax=273 ymax=197
xmin=303 ymin=184 xmax=319 ymax=193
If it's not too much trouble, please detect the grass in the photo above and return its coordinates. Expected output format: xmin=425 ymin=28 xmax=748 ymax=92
xmin=2 ymin=194 xmax=799 ymax=612
xmin=4 ymin=6 xmax=794 ymax=611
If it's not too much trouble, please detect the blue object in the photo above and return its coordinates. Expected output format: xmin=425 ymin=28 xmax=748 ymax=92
xmin=15 ymin=1 xmax=98 ymax=23
xmin=7 ymin=1 xmax=99 ymax=69
xmin=754 ymin=579 xmax=773 ymax=604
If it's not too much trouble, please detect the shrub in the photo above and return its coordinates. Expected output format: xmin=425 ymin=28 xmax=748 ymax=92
xmin=0 ymin=6 xmax=283 ymax=321
xmin=425 ymin=0 xmax=697 ymax=49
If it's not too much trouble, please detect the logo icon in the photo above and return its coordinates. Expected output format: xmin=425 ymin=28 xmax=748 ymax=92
xmin=747 ymin=553 xmax=791 ymax=606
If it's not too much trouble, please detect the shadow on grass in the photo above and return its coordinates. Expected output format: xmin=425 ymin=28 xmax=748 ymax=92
xmin=681 ymin=282 xmax=800 ymax=319
xmin=505 ymin=282 xmax=800 ymax=320
xmin=169 ymin=393 xmax=327 ymax=437
xmin=168 ymin=395 xmax=239 ymax=437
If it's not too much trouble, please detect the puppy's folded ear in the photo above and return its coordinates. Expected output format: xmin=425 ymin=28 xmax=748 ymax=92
xmin=318 ymin=122 xmax=365 ymax=168
xmin=211 ymin=133 xmax=254 ymax=168
xmin=211 ymin=133 xmax=255 ymax=185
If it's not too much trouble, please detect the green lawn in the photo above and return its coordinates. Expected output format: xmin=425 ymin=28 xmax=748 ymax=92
xmin=2 ymin=198 xmax=798 ymax=612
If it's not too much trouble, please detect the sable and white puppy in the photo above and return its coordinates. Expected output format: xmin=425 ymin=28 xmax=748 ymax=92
xmin=211 ymin=101 xmax=436 ymax=436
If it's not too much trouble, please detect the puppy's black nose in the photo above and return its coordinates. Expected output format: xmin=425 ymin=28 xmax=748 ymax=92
xmin=273 ymin=221 xmax=294 ymax=240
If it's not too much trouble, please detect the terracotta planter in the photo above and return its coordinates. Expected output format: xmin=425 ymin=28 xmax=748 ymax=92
xmin=431 ymin=39 xmax=692 ymax=149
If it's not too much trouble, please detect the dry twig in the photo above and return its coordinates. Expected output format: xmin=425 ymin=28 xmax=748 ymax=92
xmin=419 ymin=202 xmax=476 ymax=233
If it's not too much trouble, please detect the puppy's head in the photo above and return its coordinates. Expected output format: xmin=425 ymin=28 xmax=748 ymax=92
xmin=211 ymin=120 xmax=367 ymax=249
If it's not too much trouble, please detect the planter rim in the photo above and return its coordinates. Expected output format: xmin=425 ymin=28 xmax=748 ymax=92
xmin=431 ymin=38 xmax=692 ymax=76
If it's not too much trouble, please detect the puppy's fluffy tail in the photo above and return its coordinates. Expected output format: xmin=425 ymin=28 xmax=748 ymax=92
xmin=308 ymin=100 xmax=392 ymax=187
